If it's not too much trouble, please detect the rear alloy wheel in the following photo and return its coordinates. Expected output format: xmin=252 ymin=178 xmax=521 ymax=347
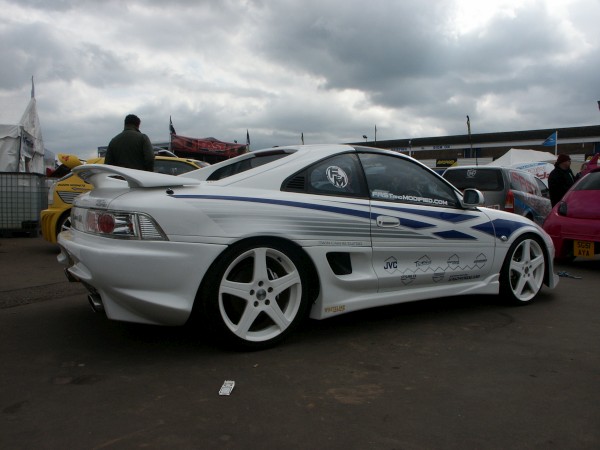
xmin=203 ymin=241 xmax=311 ymax=350
xmin=56 ymin=212 xmax=72 ymax=239
xmin=500 ymin=235 xmax=546 ymax=304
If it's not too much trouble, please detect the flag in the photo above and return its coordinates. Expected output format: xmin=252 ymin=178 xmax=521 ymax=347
xmin=31 ymin=76 xmax=35 ymax=98
xmin=301 ymin=132 xmax=304 ymax=145
xmin=542 ymin=131 xmax=557 ymax=147
xmin=374 ymin=125 xmax=377 ymax=143
xmin=246 ymin=129 xmax=250 ymax=150
xmin=466 ymin=115 xmax=471 ymax=135
xmin=169 ymin=116 xmax=176 ymax=135
xmin=597 ymin=100 xmax=600 ymax=111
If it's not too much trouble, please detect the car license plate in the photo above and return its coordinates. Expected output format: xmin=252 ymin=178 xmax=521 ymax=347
xmin=573 ymin=240 xmax=594 ymax=257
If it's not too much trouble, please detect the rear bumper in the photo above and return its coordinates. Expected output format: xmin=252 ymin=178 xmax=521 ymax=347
xmin=544 ymin=215 xmax=600 ymax=258
xmin=58 ymin=229 xmax=226 ymax=325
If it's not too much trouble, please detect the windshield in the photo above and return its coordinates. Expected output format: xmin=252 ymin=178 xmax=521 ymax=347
xmin=574 ymin=171 xmax=600 ymax=190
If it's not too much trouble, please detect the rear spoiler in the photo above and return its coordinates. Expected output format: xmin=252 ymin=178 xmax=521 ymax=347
xmin=72 ymin=164 xmax=201 ymax=189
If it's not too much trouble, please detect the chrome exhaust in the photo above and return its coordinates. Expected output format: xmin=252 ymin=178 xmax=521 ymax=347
xmin=64 ymin=268 xmax=79 ymax=283
xmin=87 ymin=294 xmax=104 ymax=313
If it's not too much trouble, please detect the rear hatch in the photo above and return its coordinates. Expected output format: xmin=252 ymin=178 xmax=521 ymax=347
xmin=443 ymin=168 xmax=506 ymax=209
xmin=560 ymin=171 xmax=600 ymax=219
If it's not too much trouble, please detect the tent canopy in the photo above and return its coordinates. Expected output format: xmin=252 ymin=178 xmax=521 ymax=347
xmin=487 ymin=148 xmax=556 ymax=186
xmin=0 ymin=94 xmax=45 ymax=173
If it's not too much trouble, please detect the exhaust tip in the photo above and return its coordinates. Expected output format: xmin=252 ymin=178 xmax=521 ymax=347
xmin=88 ymin=294 xmax=104 ymax=313
xmin=64 ymin=268 xmax=79 ymax=283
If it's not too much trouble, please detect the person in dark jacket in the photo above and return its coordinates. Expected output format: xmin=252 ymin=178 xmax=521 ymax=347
xmin=105 ymin=114 xmax=154 ymax=171
xmin=548 ymin=153 xmax=575 ymax=206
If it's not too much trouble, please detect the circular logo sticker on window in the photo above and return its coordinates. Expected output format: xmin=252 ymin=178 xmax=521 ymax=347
xmin=326 ymin=166 xmax=349 ymax=188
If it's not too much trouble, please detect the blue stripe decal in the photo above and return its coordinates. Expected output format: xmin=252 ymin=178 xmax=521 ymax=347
xmin=394 ymin=217 xmax=435 ymax=229
xmin=434 ymin=230 xmax=477 ymax=240
xmin=172 ymin=194 xmax=372 ymax=220
xmin=472 ymin=219 xmax=528 ymax=238
xmin=172 ymin=194 xmax=439 ymax=229
xmin=374 ymin=204 xmax=477 ymax=223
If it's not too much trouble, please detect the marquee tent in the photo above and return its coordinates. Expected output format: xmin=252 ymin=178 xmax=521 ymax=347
xmin=0 ymin=87 xmax=45 ymax=174
xmin=487 ymin=148 xmax=556 ymax=186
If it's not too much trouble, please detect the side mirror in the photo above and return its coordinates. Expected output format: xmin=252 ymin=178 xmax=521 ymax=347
xmin=461 ymin=188 xmax=484 ymax=208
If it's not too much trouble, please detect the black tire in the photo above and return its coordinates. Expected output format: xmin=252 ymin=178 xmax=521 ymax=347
xmin=500 ymin=234 xmax=546 ymax=305
xmin=201 ymin=239 xmax=313 ymax=350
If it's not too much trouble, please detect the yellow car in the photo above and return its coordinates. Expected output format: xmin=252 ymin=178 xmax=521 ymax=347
xmin=41 ymin=154 xmax=206 ymax=243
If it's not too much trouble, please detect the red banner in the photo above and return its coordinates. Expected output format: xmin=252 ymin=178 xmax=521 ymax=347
xmin=170 ymin=135 xmax=247 ymax=158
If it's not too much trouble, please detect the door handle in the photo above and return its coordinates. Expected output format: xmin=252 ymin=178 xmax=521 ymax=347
xmin=376 ymin=216 xmax=400 ymax=227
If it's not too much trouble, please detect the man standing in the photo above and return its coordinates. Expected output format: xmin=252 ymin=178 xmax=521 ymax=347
xmin=105 ymin=114 xmax=154 ymax=171
xmin=548 ymin=153 xmax=575 ymax=206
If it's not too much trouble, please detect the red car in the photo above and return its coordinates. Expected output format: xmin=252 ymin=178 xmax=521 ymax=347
xmin=543 ymin=167 xmax=600 ymax=261
xmin=578 ymin=153 xmax=599 ymax=178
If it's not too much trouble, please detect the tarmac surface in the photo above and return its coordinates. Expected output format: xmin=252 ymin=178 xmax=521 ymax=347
xmin=1 ymin=236 xmax=599 ymax=449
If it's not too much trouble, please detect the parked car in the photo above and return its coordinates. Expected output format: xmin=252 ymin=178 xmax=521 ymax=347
xmin=41 ymin=154 xmax=206 ymax=243
xmin=58 ymin=144 xmax=557 ymax=350
xmin=543 ymin=167 xmax=600 ymax=261
xmin=442 ymin=166 xmax=551 ymax=225
xmin=578 ymin=153 xmax=599 ymax=179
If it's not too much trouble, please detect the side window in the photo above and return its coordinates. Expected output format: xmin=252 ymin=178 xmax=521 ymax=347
xmin=307 ymin=153 xmax=367 ymax=197
xmin=535 ymin=176 xmax=549 ymax=198
xmin=358 ymin=153 xmax=459 ymax=208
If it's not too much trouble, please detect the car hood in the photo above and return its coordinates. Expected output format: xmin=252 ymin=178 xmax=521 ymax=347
xmin=72 ymin=164 xmax=202 ymax=189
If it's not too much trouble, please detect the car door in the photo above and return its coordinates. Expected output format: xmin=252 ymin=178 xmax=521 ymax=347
xmin=358 ymin=152 xmax=497 ymax=293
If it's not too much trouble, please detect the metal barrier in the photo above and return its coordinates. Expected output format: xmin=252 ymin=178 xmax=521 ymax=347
xmin=0 ymin=173 xmax=48 ymax=236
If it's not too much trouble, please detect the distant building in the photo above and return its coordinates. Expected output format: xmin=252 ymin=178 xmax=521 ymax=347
xmin=352 ymin=125 xmax=600 ymax=163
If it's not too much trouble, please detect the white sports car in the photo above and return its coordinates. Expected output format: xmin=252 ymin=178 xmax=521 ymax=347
xmin=58 ymin=144 xmax=558 ymax=349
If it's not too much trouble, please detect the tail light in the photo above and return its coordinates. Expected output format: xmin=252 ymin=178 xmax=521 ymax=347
xmin=71 ymin=207 xmax=167 ymax=240
xmin=504 ymin=190 xmax=515 ymax=213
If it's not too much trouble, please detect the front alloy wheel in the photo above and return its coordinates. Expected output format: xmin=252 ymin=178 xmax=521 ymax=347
xmin=203 ymin=241 xmax=312 ymax=350
xmin=500 ymin=235 xmax=546 ymax=304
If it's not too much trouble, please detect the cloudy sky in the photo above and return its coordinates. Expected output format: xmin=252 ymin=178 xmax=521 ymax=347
xmin=1 ymin=0 xmax=599 ymax=159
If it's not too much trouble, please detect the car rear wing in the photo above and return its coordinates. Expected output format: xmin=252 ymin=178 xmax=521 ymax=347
xmin=72 ymin=164 xmax=202 ymax=189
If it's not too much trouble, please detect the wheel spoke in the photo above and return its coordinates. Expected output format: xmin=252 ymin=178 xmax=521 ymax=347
xmin=233 ymin=305 xmax=261 ymax=337
xmin=220 ymin=279 xmax=253 ymax=302
xmin=251 ymin=247 xmax=270 ymax=281
xmin=264 ymin=302 xmax=292 ymax=330
xmin=270 ymin=270 xmax=301 ymax=297
xmin=512 ymin=271 xmax=528 ymax=296
xmin=530 ymin=254 xmax=544 ymax=272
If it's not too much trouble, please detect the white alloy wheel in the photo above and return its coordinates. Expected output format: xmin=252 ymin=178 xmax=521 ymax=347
xmin=204 ymin=241 xmax=311 ymax=349
xmin=501 ymin=235 xmax=546 ymax=304
xmin=56 ymin=213 xmax=72 ymax=240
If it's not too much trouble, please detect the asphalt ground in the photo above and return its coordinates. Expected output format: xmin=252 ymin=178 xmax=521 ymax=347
xmin=1 ymin=237 xmax=599 ymax=449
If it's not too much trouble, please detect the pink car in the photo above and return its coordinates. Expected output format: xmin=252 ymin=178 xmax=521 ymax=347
xmin=543 ymin=167 xmax=600 ymax=261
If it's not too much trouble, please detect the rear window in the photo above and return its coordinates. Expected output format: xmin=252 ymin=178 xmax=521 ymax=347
xmin=207 ymin=151 xmax=290 ymax=181
xmin=574 ymin=171 xmax=600 ymax=190
xmin=443 ymin=168 xmax=504 ymax=191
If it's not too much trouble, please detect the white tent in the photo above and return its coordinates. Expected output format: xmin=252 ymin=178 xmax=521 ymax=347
xmin=0 ymin=82 xmax=45 ymax=174
xmin=487 ymin=148 xmax=556 ymax=186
